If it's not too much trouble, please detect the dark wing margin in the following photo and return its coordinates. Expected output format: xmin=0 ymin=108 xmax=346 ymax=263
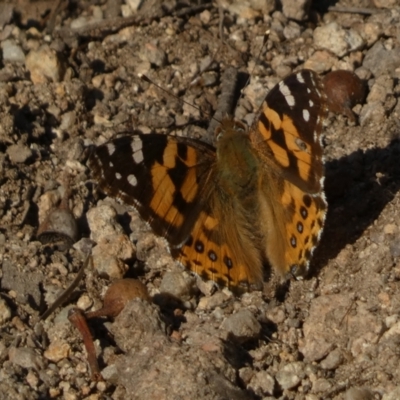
xmin=88 ymin=134 xmax=216 ymax=246
xmin=252 ymin=70 xmax=328 ymax=194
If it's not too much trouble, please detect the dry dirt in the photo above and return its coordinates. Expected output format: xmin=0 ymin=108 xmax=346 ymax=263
xmin=1 ymin=0 xmax=400 ymax=399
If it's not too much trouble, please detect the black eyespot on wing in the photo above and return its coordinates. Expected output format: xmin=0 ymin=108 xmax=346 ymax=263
xmin=300 ymin=206 xmax=308 ymax=219
xmin=224 ymin=255 xmax=233 ymax=269
xmin=297 ymin=222 xmax=304 ymax=233
xmin=208 ymin=250 xmax=217 ymax=261
xmin=195 ymin=240 xmax=204 ymax=253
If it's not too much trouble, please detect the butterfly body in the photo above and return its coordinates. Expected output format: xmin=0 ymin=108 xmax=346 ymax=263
xmin=89 ymin=70 xmax=328 ymax=293
xmin=216 ymin=119 xmax=259 ymax=185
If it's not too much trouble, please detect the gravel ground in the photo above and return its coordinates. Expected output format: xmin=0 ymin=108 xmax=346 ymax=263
xmin=1 ymin=0 xmax=400 ymax=399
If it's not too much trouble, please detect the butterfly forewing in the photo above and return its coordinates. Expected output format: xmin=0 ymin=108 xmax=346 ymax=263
xmin=89 ymin=134 xmax=216 ymax=246
xmin=253 ymin=70 xmax=327 ymax=194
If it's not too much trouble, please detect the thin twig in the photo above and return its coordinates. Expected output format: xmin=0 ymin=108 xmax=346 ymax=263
xmin=39 ymin=255 xmax=90 ymax=320
xmin=175 ymin=3 xmax=213 ymax=18
xmin=207 ymin=67 xmax=239 ymax=137
xmin=54 ymin=3 xmax=213 ymax=45
xmin=68 ymin=308 xmax=102 ymax=381
xmin=217 ymin=0 xmax=225 ymax=42
xmin=328 ymin=6 xmax=382 ymax=15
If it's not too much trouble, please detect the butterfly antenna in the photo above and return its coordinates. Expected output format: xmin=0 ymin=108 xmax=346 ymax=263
xmin=238 ymin=30 xmax=270 ymax=102
xmin=138 ymin=73 xmax=213 ymax=121
xmin=208 ymin=31 xmax=269 ymax=137
xmin=139 ymin=72 xmax=232 ymax=144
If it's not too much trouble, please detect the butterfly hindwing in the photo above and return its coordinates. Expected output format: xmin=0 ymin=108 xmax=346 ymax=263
xmin=172 ymin=186 xmax=265 ymax=292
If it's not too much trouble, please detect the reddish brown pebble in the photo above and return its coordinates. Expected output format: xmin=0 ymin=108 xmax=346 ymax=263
xmin=85 ymin=279 xmax=150 ymax=319
xmin=68 ymin=308 xmax=102 ymax=381
xmin=322 ymin=70 xmax=366 ymax=123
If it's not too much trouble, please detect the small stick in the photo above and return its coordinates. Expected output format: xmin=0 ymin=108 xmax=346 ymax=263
xmin=39 ymin=255 xmax=90 ymax=320
xmin=327 ymin=6 xmax=381 ymax=15
xmin=207 ymin=67 xmax=239 ymax=136
xmin=139 ymin=73 xmax=212 ymax=120
xmin=68 ymin=308 xmax=102 ymax=381
xmin=217 ymin=0 xmax=225 ymax=42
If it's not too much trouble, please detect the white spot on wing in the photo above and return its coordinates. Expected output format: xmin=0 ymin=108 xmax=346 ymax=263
xmin=279 ymin=82 xmax=295 ymax=106
xmin=115 ymin=172 xmax=122 ymax=179
xmin=131 ymin=138 xmax=144 ymax=164
xmin=303 ymin=109 xmax=310 ymax=122
xmin=131 ymin=138 xmax=143 ymax=152
xmin=107 ymin=143 xmax=116 ymax=156
xmin=296 ymin=72 xmax=305 ymax=83
xmin=133 ymin=150 xmax=144 ymax=164
xmin=109 ymin=161 xmax=114 ymax=167
xmin=128 ymin=174 xmax=138 ymax=186
xmin=309 ymin=99 xmax=314 ymax=107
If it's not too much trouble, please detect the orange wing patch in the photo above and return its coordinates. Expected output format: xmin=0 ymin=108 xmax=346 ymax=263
xmin=281 ymin=181 xmax=327 ymax=277
xmin=174 ymin=207 xmax=264 ymax=292
xmin=148 ymin=138 xmax=203 ymax=231
xmin=172 ymin=189 xmax=263 ymax=292
xmin=150 ymin=161 xmax=183 ymax=226
xmin=257 ymin=104 xmax=314 ymax=183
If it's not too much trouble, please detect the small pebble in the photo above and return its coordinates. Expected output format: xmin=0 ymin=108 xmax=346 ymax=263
xmin=276 ymin=362 xmax=304 ymax=390
xmin=143 ymin=43 xmax=166 ymax=67
xmin=312 ymin=378 xmax=332 ymax=393
xmin=26 ymin=370 xmax=39 ymax=389
xmin=281 ymin=0 xmax=309 ymax=21
xmin=25 ymin=44 xmax=66 ymax=84
xmin=6 ymin=144 xmax=33 ymax=163
xmin=314 ymin=22 xmax=364 ymax=57
xmin=220 ymin=309 xmax=261 ymax=343
xmin=87 ymin=205 xmax=124 ymax=243
xmin=159 ymin=270 xmax=196 ymax=301
xmin=1 ymin=39 xmax=25 ymax=62
xmin=77 ymin=294 xmax=93 ymax=311
xmin=320 ymin=348 xmax=343 ymax=370
xmin=126 ymin=0 xmax=142 ymax=12
xmin=363 ymin=40 xmax=400 ymax=77
xmin=92 ymin=254 xmax=128 ymax=280
xmin=0 ymin=3 xmax=13 ymax=29
xmin=384 ymin=224 xmax=397 ymax=235
xmin=100 ymin=364 xmax=119 ymax=382
xmin=43 ymin=339 xmax=71 ymax=363
xmin=0 ymin=297 xmax=12 ymax=324
xmin=197 ymin=291 xmax=232 ymax=311
xmin=345 ymin=387 xmax=375 ymax=400
xmin=247 ymin=370 xmax=275 ymax=396
xmin=389 ymin=237 xmax=400 ymax=258
xmin=9 ymin=347 xmax=46 ymax=370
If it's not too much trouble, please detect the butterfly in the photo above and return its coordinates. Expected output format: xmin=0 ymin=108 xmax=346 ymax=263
xmin=88 ymin=69 xmax=328 ymax=293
